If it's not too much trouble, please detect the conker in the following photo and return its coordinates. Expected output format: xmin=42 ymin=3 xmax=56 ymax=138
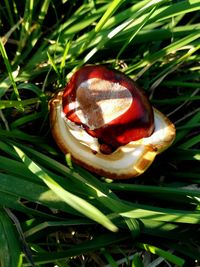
xmin=62 ymin=65 xmax=154 ymax=153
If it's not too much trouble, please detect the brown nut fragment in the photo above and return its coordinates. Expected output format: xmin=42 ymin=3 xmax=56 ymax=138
xmin=49 ymin=65 xmax=176 ymax=179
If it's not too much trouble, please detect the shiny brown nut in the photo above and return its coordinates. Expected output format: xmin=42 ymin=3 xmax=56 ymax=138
xmin=62 ymin=65 xmax=154 ymax=152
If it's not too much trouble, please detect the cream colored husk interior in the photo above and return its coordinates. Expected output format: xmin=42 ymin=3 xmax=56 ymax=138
xmin=50 ymin=92 xmax=176 ymax=178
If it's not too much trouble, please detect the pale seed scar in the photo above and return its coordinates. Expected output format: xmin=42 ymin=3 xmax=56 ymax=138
xmin=75 ymin=78 xmax=133 ymax=129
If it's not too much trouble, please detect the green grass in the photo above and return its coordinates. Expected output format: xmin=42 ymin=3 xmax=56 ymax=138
xmin=0 ymin=0 xmax=200 ymax=266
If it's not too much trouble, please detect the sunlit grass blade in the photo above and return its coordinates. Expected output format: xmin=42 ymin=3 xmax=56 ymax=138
xmin=0 ymin=172 xmax=77 ymax=216
xmin=0 ymin=98 xmax=39 ymax=109
xmin=0 ymin=38 xmax=21 ymax=102
xmin=77 ymin=0 xmax=123 ymax=54
xmin=120 ymin=206 xmax=200 ymax=224
xmin=29 ymin=0 xmax=51 ymax=50
xmin=83 ymin=0 xmax=168 ymax=63
xmin=47 ymin=51 xmax=60 ymax=79
xmin=60 ymin=39 xmax=72 ymax=72
xmin=13 ymin=146 xmax=118 ymax=232
xmin=117 ymin=4 xmax=157 ymax=59
xmin=149 ymin=0 xmax=200 ymax=22
xmin=137 ymin=243 xmax=185 ymax=267
xmin=124 ymin=218 xmax=140 ymax=238
xmin=0 ymin=66 xmax=20 ymax=98
xmin=126 ymin=31 xmax=200 ymax=74
xmin=131 ymin=253 xmax=143 ymax=267
xmin=95 ymin=0 xmax=125 ymax=33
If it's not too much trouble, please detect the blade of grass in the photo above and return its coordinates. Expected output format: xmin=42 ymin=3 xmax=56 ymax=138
xmin=83 ymin=0 xmax=167 ymax=63
xmin=102 ymin=250 xmax=118 ymax=267
xmin=95 ymin=0 xmax=125 ymax=33
xmin=179 ymin=135 xmax=200 ymax=149
xmin=13 ymin=142 xmax=122 ymax=202
xmin=0 ymin=171 xmax=81 ymax=216
xmin=28 ymin=0 xmax=51 ymax=51
xmin=0 ymin=130 xmax=45 ymax=144
xmin=126 ymin=31 xmax=200 ymax=74
xmin=169 ymin=148 xmax=200 ymax=162
xmin=149 ymin=44 xmax=200 ymax=90
xmin=0 ymin=38 xmax=21 ymax=102
xmin=13 ymin=146 xmax=118 ymax=232
xmin=163 ymin=80 xmax=200 ymax=89
xmin=107 ymin=183 xmax=200 ymax=205
xmin=0 ymin=98 xmax=39 ymax=109
xmin=47 ymin=51 xmax=60 ymax=77
xmin=163 ymin=241 xmax=200 ymax=262
xmin=120 ymin=207 xmax=200 ymax=224
xmin=13 ymin=0 xmax=51 ymax=66
xmin=0 ymin=155 xmax=41 ymax=182
xmin=3 ymin=0 xmax=16 ymax=30
xmin=79 ymin=0 xmax=125 ymax=54
xmin=0 ymin=191 xmax=60 ymax=220
xmin=13 ymin=0 xmax=34 ymax=64
xmin=117 ymin=4 xmax=157 ymax=59
xmin=175 ymin=109 xmax=200 ymax=143
xmin=10 ymin=112 xmax=44 ymax=129
xmin=148 ymin=0 xmax=200 ymax=23
xmin=0 ymin=66 xmax=20 ymax=98
xmin=102 ymin=0 xmax=151 ymax=30
xmin=60 ymin=39 xmax=72 ymax=73
xmin=4 ymin=208 xmax=35 ymax=267
xmin=136 ymin=243 xmax=185 ymax=267
xmin=1 ymin=18 xmax=22 ymax=45
xmin=124 ymin=218 xmax=140 ymax=238
xmin=152 ymin=95 xmax=200 ymax=105
xmin=0 ymin=208 xmax=23 ymax=267
xmin=131 ymin=253 xmax=144 ymax=267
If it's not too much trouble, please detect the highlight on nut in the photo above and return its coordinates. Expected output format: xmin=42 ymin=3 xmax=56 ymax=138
xmin=49 ymin=65 xmax=176 ymax=179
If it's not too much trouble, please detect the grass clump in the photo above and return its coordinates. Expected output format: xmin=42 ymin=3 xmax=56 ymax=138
xmin=0 ymin=0 xmax=200 ymax=266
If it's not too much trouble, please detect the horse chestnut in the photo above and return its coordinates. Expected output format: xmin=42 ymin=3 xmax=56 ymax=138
xmin=62 ymin=65 xmax=154 ymax=153
xmin=50 ymin=65 xmax=175 ymax=179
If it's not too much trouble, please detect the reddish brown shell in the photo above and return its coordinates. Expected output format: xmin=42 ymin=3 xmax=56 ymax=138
xmin=62 ymin=65 xmax=154 ymax=150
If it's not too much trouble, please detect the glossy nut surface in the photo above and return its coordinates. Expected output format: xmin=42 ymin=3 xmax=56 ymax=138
xmin=62 ymin=65 xmax=154 ymax=152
